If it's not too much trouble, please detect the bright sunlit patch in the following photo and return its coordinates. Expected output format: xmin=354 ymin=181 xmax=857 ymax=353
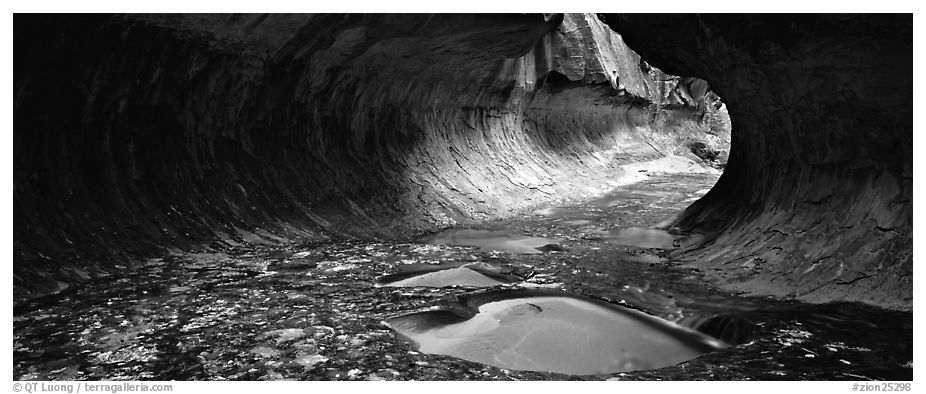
xmin=378 ymin=266 xmax=509 ymax=288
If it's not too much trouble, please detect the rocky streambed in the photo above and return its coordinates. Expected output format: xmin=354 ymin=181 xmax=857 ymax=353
xmin=13 ymin=172 xmax=912 ymax=381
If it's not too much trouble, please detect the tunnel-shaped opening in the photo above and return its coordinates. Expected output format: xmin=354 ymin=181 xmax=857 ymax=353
xmin=14 ymin=13 xmax=735 ymax=302
xmin=13 ymin=13 xmax=911 ymax=381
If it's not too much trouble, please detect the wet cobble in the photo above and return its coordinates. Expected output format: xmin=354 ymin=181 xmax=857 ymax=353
xmin=14 ymin=173 xmax=912 ymax=380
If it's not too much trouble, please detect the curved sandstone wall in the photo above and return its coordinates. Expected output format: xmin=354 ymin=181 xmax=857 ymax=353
xmin=17 ymin=13 xmax=909 ymax=311
xmin=605 ymin=14 xmax=912 ymax=309
xmin=14 ymin=14 xmax=721 ymax=302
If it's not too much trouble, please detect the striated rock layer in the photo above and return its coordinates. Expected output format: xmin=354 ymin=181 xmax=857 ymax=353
xmin=14 ymin=14 xmax=722 ymax=303
xmin=16 ymin=13 xmax=910 ymax=311
xmin=604 ymin=14 xmax=912 ymax=309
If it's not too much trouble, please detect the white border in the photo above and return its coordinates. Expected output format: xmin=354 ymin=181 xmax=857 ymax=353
xmin=4 ymin=4 xmax=922 ymax=392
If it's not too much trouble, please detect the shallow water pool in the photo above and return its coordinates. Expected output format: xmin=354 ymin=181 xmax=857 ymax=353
xmin=387 ymin=294 xmax=726 ymax=375
xmin=420 ymin=229 xmax=559 ymax=254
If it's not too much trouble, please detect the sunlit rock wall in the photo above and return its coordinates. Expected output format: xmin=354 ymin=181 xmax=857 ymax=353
xmin=14 ymin=14 xmax=722 ymax=303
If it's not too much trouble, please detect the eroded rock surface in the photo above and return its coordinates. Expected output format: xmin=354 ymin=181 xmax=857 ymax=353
xmin=15 ymin=13 xmax=727 ymax=302
xmin=604 ymin=14 xmax=912 ymax=309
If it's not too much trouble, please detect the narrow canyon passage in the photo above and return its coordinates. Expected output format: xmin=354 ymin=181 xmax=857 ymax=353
xmin=13 ymin=13 xmax=912 ymax=381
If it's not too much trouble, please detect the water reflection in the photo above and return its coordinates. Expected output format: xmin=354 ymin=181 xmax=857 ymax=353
xmin=13 ymin=173 xmax=912 ymax=381
xmin=419 ymin=229 xmax=559 ymax=254
xmin=606 ymin=228 xmax=679 ymax=249
xmin=387 ymin=292 xmax=726 ymax=375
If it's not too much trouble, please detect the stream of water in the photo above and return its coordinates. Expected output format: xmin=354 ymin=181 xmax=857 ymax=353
xmin=13 ymin=173 xmax=912 ymax=380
